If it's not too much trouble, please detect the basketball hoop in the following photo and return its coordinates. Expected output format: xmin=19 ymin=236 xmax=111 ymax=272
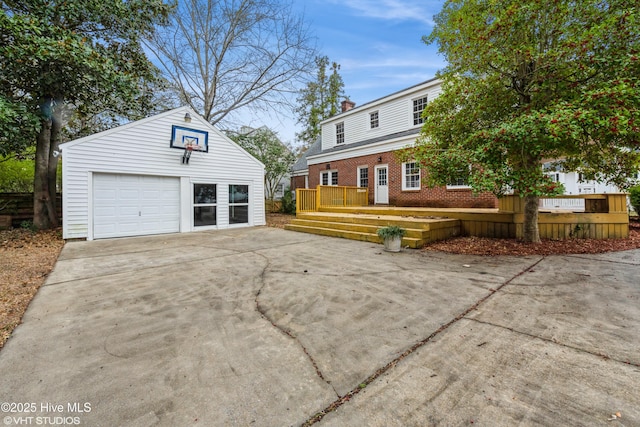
xmin=182 ymin=143 xmax=194 ymax=164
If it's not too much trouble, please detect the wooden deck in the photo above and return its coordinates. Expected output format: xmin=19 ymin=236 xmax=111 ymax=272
xmin=287 ymin=187 xmax=630 ymax=247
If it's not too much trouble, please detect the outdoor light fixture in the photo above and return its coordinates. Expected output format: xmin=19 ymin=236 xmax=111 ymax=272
xmin=377 ymin=156 xmax=382 ymax=162
xmin=184 ymin=112 xmax=192 ymax=123
xmin=326 ymin=164 xmax=331 ymax=169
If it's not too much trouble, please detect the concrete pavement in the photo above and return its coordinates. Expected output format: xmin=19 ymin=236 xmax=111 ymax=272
xmin=0 ymin=227 xmax=638 ymax=426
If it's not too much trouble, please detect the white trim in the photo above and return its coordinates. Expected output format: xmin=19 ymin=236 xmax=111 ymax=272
xmin=410 ymin=95 xmax=429 ymax=128
xmin=374 ymin=164 xmax=389 ymax=204
xmin=320 ymin=170 xmax=338 ymax=186
xmin=87 ymin=172 xmax=94 ymax=241
xmin=357 ymin=165 xmax=369 ymax=188
xmin=401 ymin=161 xmax=421 ymax=191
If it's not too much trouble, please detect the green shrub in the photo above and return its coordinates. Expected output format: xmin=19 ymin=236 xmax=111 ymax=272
xmin=376 ymin=225 xmax=406 ymax=239
xmin=630 ymin=185 xmax=640 ymax=216
xmin=280 ymin=187 xmax=296 ymax=214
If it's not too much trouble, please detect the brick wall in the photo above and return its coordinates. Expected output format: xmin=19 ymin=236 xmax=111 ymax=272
xmin=290 ymin=175 xmax=307 ymax=191
xmin=309 ymin=150 xmax=497 ymax=208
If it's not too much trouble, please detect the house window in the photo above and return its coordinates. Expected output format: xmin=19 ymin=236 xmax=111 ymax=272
xmin=229 ymin=184 xmax=249 ymax=224
xmin=336 ymin=122 xmax=344 ymax=144
xmin=321 ymin=171 xmax=338 ymax=186
xmin=447 ymin=169 xmax=471 ymax=188
xmin=548 ymin=173 xmax=560 ymax=182
xmin=412 ymin=96 xmax=428 ymax=125
xmin=370 ymin=111 xmax=379 ymax=129
xmin=358 ymin=166 xmax=369 ymax=188
xmin=402 ymin=162 xmax=420 ymax=190
xmin=193 ymin=183 xmax=216 ymax=227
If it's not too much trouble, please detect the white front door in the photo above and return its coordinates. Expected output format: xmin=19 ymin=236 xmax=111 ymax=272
xmin=375 ymin=165 xmax=389 ymax=204
xmin=93 ymin=173 xmax=180 ymax=239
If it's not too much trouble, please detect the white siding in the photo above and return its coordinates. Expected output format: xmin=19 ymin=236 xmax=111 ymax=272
xmin=61 ymin=107 xmax=265 ymax=239
xmin=321 ymin=79 xmax=443 ymax=151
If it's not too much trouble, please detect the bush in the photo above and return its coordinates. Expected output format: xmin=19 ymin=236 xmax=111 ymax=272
xmin=280 ymin=188 xmax=296 ymax=214
xmin=630 ymin=185 xmax=640 ymax=216
xmin=376 ymin=225 xmax=406 ymax=239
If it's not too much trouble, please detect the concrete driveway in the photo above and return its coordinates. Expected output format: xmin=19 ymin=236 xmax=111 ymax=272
xmin=0 ymin=227 xmax=638 ymax=426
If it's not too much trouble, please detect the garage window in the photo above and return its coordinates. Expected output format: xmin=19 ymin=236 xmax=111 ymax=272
xmin=194 ymin=184 xmax=217 ymax=226
xmin=229 ymin=185 xmax=249 ymax=224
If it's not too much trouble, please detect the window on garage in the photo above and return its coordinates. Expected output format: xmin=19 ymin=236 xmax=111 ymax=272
xmin=194 ymin=183 xmax=217 ymax=226
xmin=229 ymin=184 xmax=249 ymax=224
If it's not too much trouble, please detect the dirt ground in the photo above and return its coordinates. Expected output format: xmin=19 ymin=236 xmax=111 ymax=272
xmin=1 ymin=214 xmax=639 ymax=350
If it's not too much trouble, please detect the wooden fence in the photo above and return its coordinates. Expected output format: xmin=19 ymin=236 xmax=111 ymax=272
xmin=0 ymin=193 xmax=62 ymax=228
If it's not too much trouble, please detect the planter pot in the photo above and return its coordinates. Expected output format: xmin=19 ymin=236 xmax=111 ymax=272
xmin=0 ymin=215 xmax=12 ymax=230
xmin=383 ymin=235 xmax=402 ymax=252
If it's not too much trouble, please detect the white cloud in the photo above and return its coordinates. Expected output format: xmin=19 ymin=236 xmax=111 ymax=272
xmin=329 ymin=0 xmax=439 ymax=26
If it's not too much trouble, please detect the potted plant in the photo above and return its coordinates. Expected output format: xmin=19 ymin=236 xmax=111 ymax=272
xmin=376 ymin=225 xmax=406 ymax=252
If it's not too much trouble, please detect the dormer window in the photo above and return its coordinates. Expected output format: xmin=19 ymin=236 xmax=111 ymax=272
xmin=370 ymin=111 xmax=379 ymax=129
xmin=413 ymin=96 xmax=428 ymax=125
xmin=336 ymin=122 xmax=344 ymax=144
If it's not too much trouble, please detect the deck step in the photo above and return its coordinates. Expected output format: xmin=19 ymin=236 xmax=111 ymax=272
xmin=284 ymin=224 xmax=425 ymax=249
xmin=285 ymin=213 xmax=461 ymax=249
xmin=289 ymin=219 xmax=428 ymax=239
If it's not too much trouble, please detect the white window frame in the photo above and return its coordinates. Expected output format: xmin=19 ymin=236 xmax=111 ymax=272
xmin=402 ymin=161 xmax=421 ymax=191
xmin=193 ymin=183 xmax=217 ymax=228
xmin=357 ymin=166 xmax=369 ymax=188
xmin=320 ymin=170 xmax=338 ymax=186
xmin=446 ymin=168 xmax=472 ymax=189
xmin=336 ymin=122 xmax=345 ymax=144
xmin=369 ymin=111 xmax=379 ymax=129
xmin=412 ymin=95 xmax=428 ymax=126
xmin=229 ymin=184 xmax=250 ymax=225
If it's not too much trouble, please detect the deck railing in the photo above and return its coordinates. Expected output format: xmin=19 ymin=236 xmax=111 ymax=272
xmin=296 ymin=188 xmax=318 ymax=213
xmin=296 ymin=185 xmax=369 ymax=212
xmin=499 ymin=193 xmax=629 ymax=239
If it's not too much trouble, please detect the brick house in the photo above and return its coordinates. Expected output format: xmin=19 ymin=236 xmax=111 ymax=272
xmin=292 ymin=78 xmax=498 ymax=208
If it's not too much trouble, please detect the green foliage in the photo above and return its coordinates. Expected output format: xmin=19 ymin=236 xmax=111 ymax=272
xmin=20 ymin=220 xmax=37 ymax=232
xmin=228 ymin=127 xmax=296 ymax=202
xmin=630 ymin=185 xmax=640 ymax=215
xmin=376 ymin=225 xmax=406 ymax=239
xmin=280 ymin=188 xmax=296 ymax=214
xmin=0 ymin=157 xmax=35 ymax=192
xmin=295 ymin=56 xmax=346 ymax=149
xmin=404 ymin=0 xmax=640 ymax=241
xmin=0 ymin=0 xmax=174 ymax=228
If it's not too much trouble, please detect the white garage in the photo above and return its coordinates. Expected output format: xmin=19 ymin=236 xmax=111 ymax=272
xmin=60 ymin=107 xmax=265 ymax=240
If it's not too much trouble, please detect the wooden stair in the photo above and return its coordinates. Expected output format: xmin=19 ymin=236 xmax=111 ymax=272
xmin=284 ymin=212 xmax=461 ymax=249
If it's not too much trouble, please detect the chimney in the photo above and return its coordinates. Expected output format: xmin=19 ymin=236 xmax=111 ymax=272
xmin=341 ymin=99 xmax=356 ymax=113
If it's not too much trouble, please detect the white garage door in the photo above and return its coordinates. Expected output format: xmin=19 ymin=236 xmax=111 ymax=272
xmin=93 ymin=174 xmax=180 ymax=239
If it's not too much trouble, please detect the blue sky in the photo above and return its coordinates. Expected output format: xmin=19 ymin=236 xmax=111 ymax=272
xmin=245 ymin=0 xmax=446 ymax=145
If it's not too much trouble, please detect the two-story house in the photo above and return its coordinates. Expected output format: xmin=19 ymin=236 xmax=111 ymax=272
xmin=296 ymin=78 xmax=498 ymax=208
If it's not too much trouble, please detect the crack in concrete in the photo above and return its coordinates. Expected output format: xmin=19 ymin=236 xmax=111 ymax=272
xmin=467 ymin=317 xmax=640 ymax=368
xmin=252 ymin=251 xmax=340 ymax=398
xmin=299 ymin=256 xmax=546 ymax=426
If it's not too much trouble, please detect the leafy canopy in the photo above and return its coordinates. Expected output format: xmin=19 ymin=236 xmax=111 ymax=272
xmin=0 ymin=0 xmax=173 ymax=154
xmin=295 ymin=56 xmax=346 ymax=149
xmin=228 ymin=127 xmax=296 ymax=201
xmin=407 ymin=0 xmax=640 ymax=198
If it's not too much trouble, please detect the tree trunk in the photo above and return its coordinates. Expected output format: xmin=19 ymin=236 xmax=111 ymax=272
xmin=47 ymin=98 xmax=63 ymax=224
xmin=522 ymin=194 xmax=540 ymax=243
xmin=33 ymin=116 xmax=53 ymax=229
xmin=33 ymin=98 xmax=59 ymax=230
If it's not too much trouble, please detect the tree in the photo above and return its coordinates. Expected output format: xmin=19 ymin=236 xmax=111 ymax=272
xmin=147 ymin=0 xmax=317 ymax=126
xmin=0 ymin=1 xmax=173 ymax=229
xmin=295 ymin=56 xmax=346 ymax=149
xmin=406 ymin=0 xmax=640 ymax=242
xmin=228 ymin=127 xmax=296 ymax=203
